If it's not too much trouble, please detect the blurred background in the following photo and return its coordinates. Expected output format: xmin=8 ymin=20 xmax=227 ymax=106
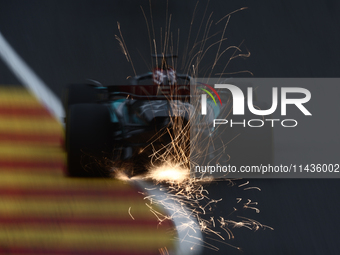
xmin=0 ymin=0 xmax=340 ymax=254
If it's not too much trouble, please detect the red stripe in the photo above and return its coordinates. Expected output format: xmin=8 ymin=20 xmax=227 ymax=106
xmin=0 ymin=132 xmax=63 ymax=144
xmin=0 ymin=188 xmax=142 ymax=198
xmin=0 ymin=217 xmax=173 ymax=228
xmin=0 ymin=107 xmax=52 ymax=117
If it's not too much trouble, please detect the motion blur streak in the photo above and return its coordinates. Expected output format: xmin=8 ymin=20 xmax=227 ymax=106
xmin=0 ymin=31 xmax=64 ymax=123
xmin=0 ymin=87 xmax=175 ymax=254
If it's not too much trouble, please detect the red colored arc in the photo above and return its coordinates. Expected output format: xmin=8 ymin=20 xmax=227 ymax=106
xmin=200 ymin=83 xmax=222 ymax=106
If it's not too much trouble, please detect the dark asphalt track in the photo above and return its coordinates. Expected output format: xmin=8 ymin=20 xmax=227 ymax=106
xmin=1 ymin=1 xmax=340 ymax=254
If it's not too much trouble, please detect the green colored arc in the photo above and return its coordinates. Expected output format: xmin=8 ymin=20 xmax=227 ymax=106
xmin=199 ymin=88 xmax=217 ymax=105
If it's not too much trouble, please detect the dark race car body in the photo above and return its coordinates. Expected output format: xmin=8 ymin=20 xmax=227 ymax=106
xmin=64 ymin=55 xmax=273 ymax=178
xmin=64 ymin=55 xmax=194 ymax=177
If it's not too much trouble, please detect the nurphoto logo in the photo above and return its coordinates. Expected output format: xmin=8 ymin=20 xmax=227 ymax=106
xmin=200 ymin=84 xmax=312 ymax=128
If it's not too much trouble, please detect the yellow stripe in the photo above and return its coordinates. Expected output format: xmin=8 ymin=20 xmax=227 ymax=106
xmin=0 ymin=172 xmax=133 ymax=189
xmin=0 ymin=144 xmax=65 ymax=161
xmin=2 ymin=139 xmax=63 ymax=147
xmin=0 ymin=226 xmax=174 ymax=251
xmin=0 ymin=197 xmax=160 ymax=219
xmin=0 ymin=117 xmax=63 ymax=134
xmin=0 ymin=86 xmax=35 ymax=95
xmin=0 ymin=87 xmax=41 ymax=106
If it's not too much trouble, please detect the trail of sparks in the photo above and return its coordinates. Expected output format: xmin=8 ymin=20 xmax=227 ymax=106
xmin=116 ymin=163 xmax=272 ymax=252
xmin=113 ymin=2 xmax=272 ymax=252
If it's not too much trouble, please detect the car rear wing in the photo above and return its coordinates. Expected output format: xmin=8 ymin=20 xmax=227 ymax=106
xmin=106 ymin=84 xmax=191 ymax=100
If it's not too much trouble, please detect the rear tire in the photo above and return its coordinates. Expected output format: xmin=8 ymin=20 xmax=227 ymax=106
xmin=66 ymin=104 xmax=112 ymax=177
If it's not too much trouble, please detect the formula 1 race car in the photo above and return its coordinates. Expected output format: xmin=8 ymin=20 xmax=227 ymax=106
xmin=64 ymin=55 xmax=193 ymax=177
xmin=64 ymin=55 xmax=273 ymax=178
